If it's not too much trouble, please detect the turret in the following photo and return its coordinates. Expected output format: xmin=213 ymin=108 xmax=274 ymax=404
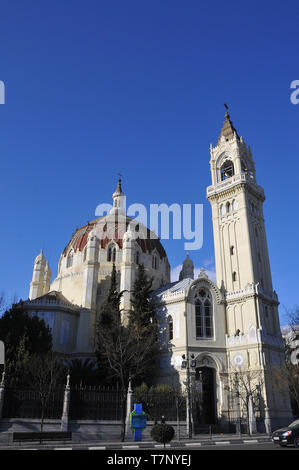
xmin=120 ymin=224 xmax=137 ymax=320
xmin=179 ymin=253 xmax=194 ymax=280
xmin=29 ymin=250 xmax=49 ymax=299
xmin=43 ymin=261 xmax=52 ymax=295
xmin=81 ymin=228 xmax=100 ymax=309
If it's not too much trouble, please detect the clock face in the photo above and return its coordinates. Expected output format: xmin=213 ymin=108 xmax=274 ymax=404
xmin=233 ymin=353 xmax=244 ymax=367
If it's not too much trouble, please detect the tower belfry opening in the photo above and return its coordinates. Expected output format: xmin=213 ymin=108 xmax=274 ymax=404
xmin=220 ymin=159 xmax=235 ymax=180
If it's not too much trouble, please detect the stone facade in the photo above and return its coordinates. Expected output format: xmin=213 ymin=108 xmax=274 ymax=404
xmin=155 ymin=111 xmax=293 ymax=431
xmin=24 ymin=111 xmax=293 ymax=431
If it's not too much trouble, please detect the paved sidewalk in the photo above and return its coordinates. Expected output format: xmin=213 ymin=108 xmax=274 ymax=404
xmin=0 ymin=433 xmax=272 ymax=450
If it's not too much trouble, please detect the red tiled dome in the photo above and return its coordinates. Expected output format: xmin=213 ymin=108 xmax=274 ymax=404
xmin=62 ymin=216 xmax=167 ymax=260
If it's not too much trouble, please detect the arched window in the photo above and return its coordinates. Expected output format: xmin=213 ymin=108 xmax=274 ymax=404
xmin=232 ymin=199 xmax=238 ymax=211
xmin=167 ymin=316 xmax=173 ymax=341
xmin=135 ymin=250 xmax=140 ymax=265
xmin=230 ymin=245 xmax=234 ymax=255
xmin=232 ymin=271 xmax=237 ymax=282
xmin=226 ymin=201 xmax=231 ymax=213
xmin=220 ymin=160 xmax=234 ymax=181
xmin=220 ymin=204 xmax=226 ymax=216
xmin=194 ymin=289 xmax=213 ymax=339
xmin=67 ymin=250 xmax=73 ymax=268
xmin=152 ymin=254 xmax=159 ymax=270
xmin=107 ymin=244 xmax=116 ymax=262
xmin=83 ymin=247 xmax=87 ymax=262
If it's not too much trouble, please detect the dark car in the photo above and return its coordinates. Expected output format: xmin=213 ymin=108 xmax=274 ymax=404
xmin=272 ymin=419 xmax=299 ymax=447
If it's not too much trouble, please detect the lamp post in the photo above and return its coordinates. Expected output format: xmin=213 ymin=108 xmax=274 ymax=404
xmin=182 ymin=352 xmax=197 ymax=438
xmin=182 ymin=310 xmax=198 ymax=439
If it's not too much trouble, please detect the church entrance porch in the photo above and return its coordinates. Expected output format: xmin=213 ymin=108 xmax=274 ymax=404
xmin=192 ymin=366 xmax=217 ymax=432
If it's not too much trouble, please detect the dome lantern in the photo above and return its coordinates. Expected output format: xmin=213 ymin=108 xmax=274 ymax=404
xmin=110 ymin=176 xmax=125 ymax=215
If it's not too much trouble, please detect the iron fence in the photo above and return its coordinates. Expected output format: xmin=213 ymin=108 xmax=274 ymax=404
xmin=2 ymin=388 xmax=64 ymax=419
xmin=132 ymin=391 xmax=186 ymax=422
xmin=69 ymin=385 xmax=124 ymax=420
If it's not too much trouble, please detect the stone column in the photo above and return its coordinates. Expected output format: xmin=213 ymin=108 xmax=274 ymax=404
xmin=0 ymin=371 xmax=5 ymax=418
xmin=61 ymin=373 xmax=70 ymax=432
xmin=125 ymin=380 xmax=133 ymax=437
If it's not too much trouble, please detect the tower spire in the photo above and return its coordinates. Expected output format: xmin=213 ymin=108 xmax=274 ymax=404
xmin=218 ymin=105 xmax=239 ymax=143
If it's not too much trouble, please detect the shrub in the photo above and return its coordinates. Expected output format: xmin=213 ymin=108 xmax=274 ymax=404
xmin=150 ymin=423 xmax=175 ymax=447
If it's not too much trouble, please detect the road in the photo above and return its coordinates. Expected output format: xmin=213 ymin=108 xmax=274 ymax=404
xmin=1 ymin=441 xmax=299 ymax=451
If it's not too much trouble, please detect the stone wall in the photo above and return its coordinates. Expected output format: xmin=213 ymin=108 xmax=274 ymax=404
xmin=0 ymin=418 xmax=187 ymax=443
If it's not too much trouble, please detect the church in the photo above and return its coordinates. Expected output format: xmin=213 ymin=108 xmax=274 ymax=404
xmin=22 ymin=110 xmax=293 ymax=431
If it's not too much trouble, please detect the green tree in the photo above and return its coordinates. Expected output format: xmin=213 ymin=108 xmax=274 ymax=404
xmin=134 ymin=383 xmax=186 ymax=434
xmin=66 ymin=358 xmax=98 ymax=386
xmin=100 ymin=263 xmax=122 ymax=327
xmin=128 ymin=264 xmax=159 ymax=384
xmin=0 ymin=305 xmax=53 ymax=386
xmin=151 ymin=423 xmax=175 ymax=448
xmin=129 ymin=263 xmax=156 ymax=332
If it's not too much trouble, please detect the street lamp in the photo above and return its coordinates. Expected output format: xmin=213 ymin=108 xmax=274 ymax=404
xmin=181 ymin=352 xmax=197 ymax=438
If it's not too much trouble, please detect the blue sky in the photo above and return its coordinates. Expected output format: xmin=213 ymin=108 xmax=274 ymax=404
xmin=0 ymin=0 xmax=298 ymax=324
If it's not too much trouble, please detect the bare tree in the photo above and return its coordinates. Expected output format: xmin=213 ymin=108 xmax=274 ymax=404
xmin=288 ymin=305 xmax=299 ymax=332
xmin=271 ymin=363 xmax=299 ymax=418
xmin=26 ymin=354 xmax=65 ymax=437
xmin=0 ymin=292 xmax=6 ymax=315
xmin=279 ymin=305 xmax=299 ymax=416
xmin=228 ymin=367 xmax=264 ymax=435
xmin=96 ymin=263 xmax=160 ymax=441
xmin=97 ymin=320 xmax=158 ymax=441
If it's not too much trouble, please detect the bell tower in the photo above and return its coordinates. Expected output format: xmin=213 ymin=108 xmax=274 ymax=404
xmin=207 ymin=109 xmax=274 ymax=296
xmin=206 ymin=109 xmax=282 ymax=335
xmin=206 ymin=108 xmax=292 ymax=430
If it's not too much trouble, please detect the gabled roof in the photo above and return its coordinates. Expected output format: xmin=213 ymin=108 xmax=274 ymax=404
xmin=24 ymin=291 xmax=79 ymax=310
xmin=153 ymin=277 xmax=193 ymax=299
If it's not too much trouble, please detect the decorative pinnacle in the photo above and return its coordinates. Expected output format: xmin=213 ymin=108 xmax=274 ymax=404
xmin=115 ymin=174 xmax=123 ymax=195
